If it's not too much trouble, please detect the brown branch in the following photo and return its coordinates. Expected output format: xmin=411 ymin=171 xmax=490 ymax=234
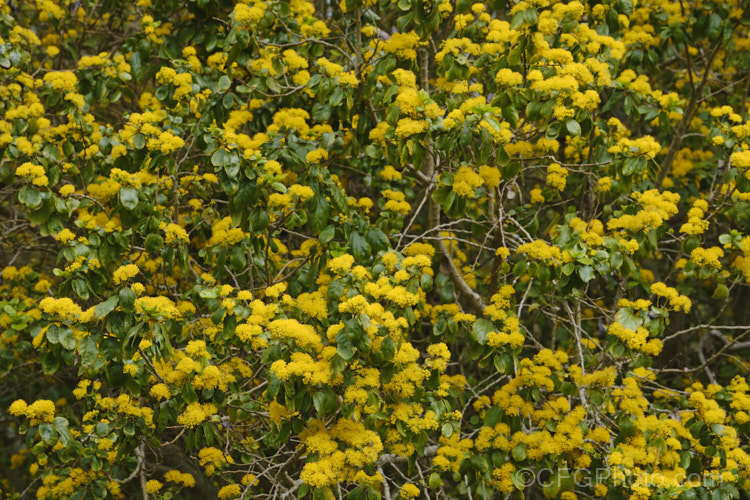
xmin=655 ymin=37 xmax=724 ymax=188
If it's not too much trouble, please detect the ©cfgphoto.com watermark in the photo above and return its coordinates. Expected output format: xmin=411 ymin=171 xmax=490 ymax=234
xmin=511 ymin=467 xmax=712 ymax=490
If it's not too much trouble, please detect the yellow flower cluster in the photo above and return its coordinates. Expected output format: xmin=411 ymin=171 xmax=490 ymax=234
xmin=452 ymin=166 xmax=484 ymax=197
xmin=43 ymin=71 xmax=77 ymax=92
xmin=516 ymin=239 xmax=562 ymax=264
xmin=546 ymin=163 xmax=568 ymax=190
xmin=381 ymin=31 xmax=421 ymax=60
xmin=198 ymin=447 xmax=233 ymax=476
xmin=400 ymin=484 xmax=420 ymax=498
xmin=232 ymin=1 xmax=267 ymax=26
xmin=299 ymin=419 xmax=384 ymax=487
xmin=394 ymin=117 xmax=429 ymax=138
xmin=134 ymin=296 xmax=182 ymax=319
xmin=218 ymin=484 xmax=241 ymax=499
xmin=569 ymin=217 xmax=604 ymax=246
xmin=306 ymin=148 xmax=328 ymax=163
xmin=680 ymin=199 xmax=709 ymax=235
xmin=383 ymin=189 xmax=411 ymax=214
xmin=8 ymin=399 xmax=56 ymax=423
xmin=289 ymin=184 xmax=315 ymax=201
xmin=39 ymin=297 xmax=83 ymax=321
xmin=495 ymin=68 xmax=523 ymax=86
xmin=145 ymin=480 xmax=162 ymax=494
xmin=271 ymin=351 xmax=332 ymax=385
xmin=650 ymin=282 xmax=691 ymax=313
xmin=608 ymin=322 xmax=662 ymax=355
xmin=608 ymin=135 xmax=661 ymax=158
xmin=147 ymin=130 xmax=185 ymax=154
xmin=177 ymin=402 xmax=217 ymax=428
xmin=607 ymin=190 xmax=680 ymax=232
xmin=207 ymin=216 xmax=246 ymax=247
xmin=690 ymin=246 xmax=724 ymax=269
xmin=164 ymin=222 xmax=190 ymax=244
xmin=268 ymin=318 xmax=322 ymax=351
xmin=328 ymin=254 xmax=355 ymax=274
xmin=15 ymin=162 xmax=48 ymax=187
xmin=112 ymin=264 xmax=139 ymax=284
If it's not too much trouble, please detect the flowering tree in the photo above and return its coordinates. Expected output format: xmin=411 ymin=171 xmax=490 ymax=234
xmin=3 ymin=0 xmax=750 ymax=498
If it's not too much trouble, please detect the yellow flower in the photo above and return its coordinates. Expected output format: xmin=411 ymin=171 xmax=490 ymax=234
xmin=177 ymin=402 xmax=217 ymax=428
xmin=306 ymin=148 xmax=329 ymax=163
xmin=394 ymin=118 xmax=429 ymax=138
xmin=530 ymin=188 xmax=545 ymax=203
xmin=452 ymin=166 xmax=484 ymax=198
xmin=150 ymin=384 xmax=171 ymax=400
xmin=55 ymin=229 xmax=76 ymax=244
xmin=328 ymin=254 xmax=355 ymax=274
xmin=112 ymin=264 xmax=139 ymax=284
xmin=546 ymin=164 xmax=568 ymax=191
xmin=145 ymin=480 xmax=162 ymax=494
xmin=233 ymin=2 xmax=267 ymax=26
xmin=164 ymin=470 xmax=196 ymax=487
xmin=495 ymin=68 xmax=523 ymax=86
xmin=400 ymin=484 xmax=420 ymax=499
xmin=382 ymin=31 xmax=422 ymax=60
xmin=218 ymin=484 xmax=241 ymax=499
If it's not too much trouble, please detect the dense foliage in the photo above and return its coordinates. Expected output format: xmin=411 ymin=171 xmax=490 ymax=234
xmin=2 ymin=0 xmax=750 ymax=498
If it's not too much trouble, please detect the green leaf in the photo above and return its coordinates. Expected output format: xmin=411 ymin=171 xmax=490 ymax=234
xmin=95 ymin=296 xmax=119 ymax=319
xmin=366 ymin=227 xmax=390 ymax=253
xmin=218 ymin=75 xmax=232 ymax=92
xmin=42 ymin=351 xmax=59 ymax=375
xmin=39 ymin=423 xmax=57 ymax=445
xmin=53 ymin=417 xmax=72 ymax=447
xmin=310 ymin=196 xmax=330 ymax=235
xmin=566 ymin=119 xmax=581 ymax=136
xmin=129 ymin=52 xmax=143 ymax=81
xmin=145 ymin=233 xmax=164 ymax=252
xmin=578 ymin=265 xmax=594 ymax=283
xmin=319 ymin=225 xmax=335 ymax=244
xmin=124 ymin=421 xmax=135 ymax=437
xmin=81 ymin=336 xmax=99 ymax=366
xmin=211 ymin=149 xmax=226 ymax=166
xmin=336 ymin=330 xmax=355 ymax=360
xmin=312 ymin=389 xmax=337 ymax=416
xmin=614 ymin=307 xmax=641 ymax=331
xmin=58 ymin=328 xmax=76 ymax=350
xmin=312 ymin=103 xmax=331 ymax=122
xmin=380 ymin=336 xmax=396 ymax=360
xmin=132 ymin=133 xmax=146 ymax=150
xmin=472 ymin=318 xmax=494 ymax=345
xmin=330 ymin=87 xmax=344 ymax=107
xmin=72 ymin=278 xmax=89 ymax=300
xmin=349 ymin=231 xmax=371 ymax=262
xmin=119 ymin=187 xmax=139 ymax=210
xmin=511 ymin=442 xmax=527 ymax=461
xmin=18 ymin=186 xmax=42 ymax=209
xmin=484 ymin=405 xmax=502 ymax=426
